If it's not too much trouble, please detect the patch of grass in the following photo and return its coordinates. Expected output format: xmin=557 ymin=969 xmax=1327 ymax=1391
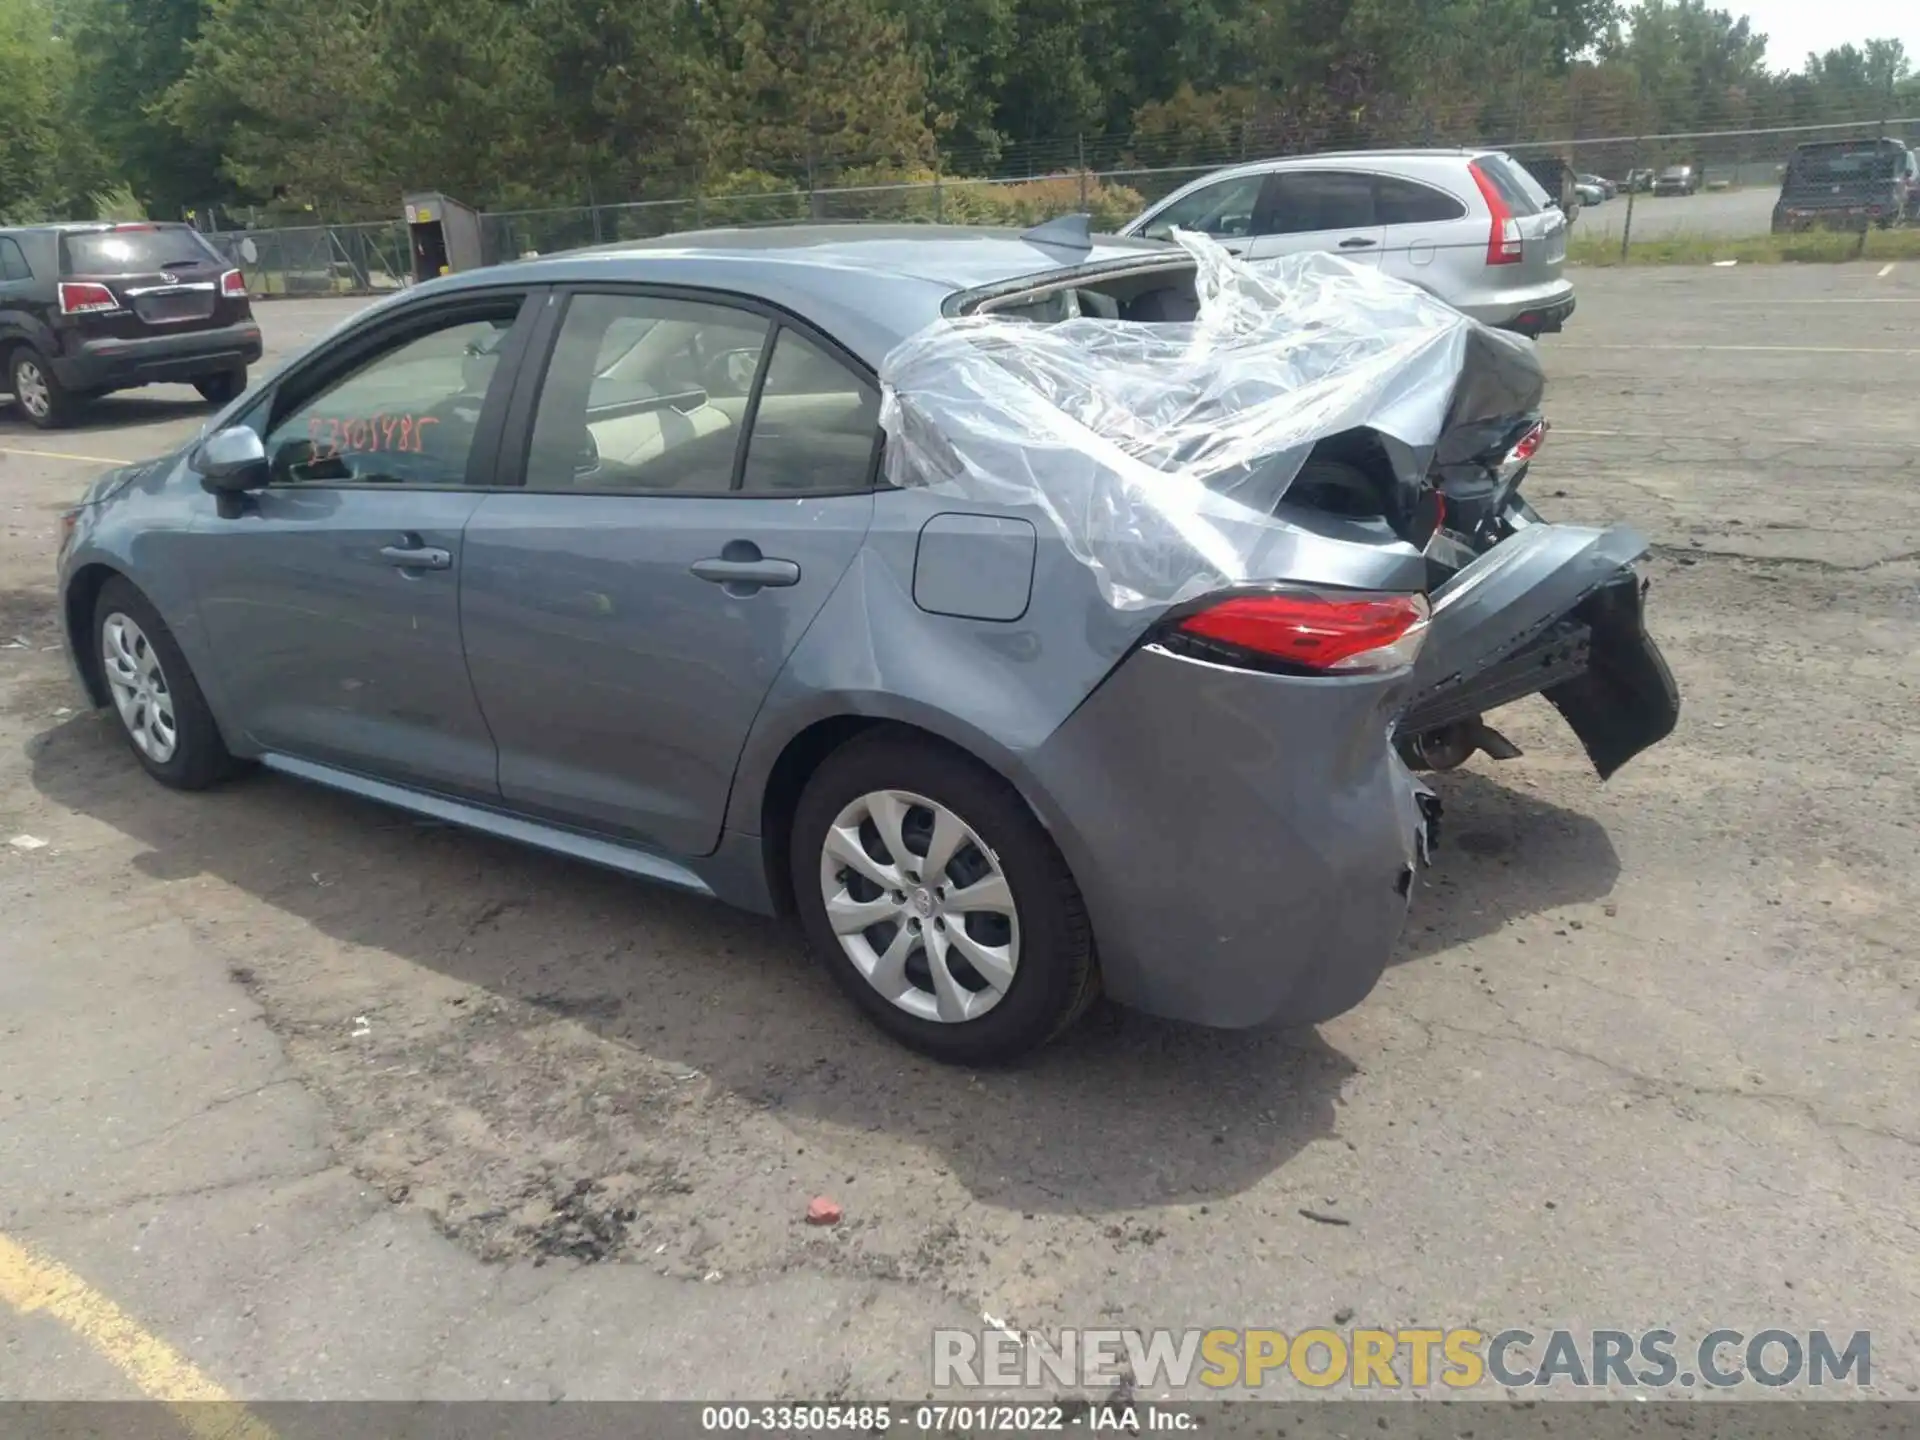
xmin=1569 ymin=227 xmax=1920 ymax=267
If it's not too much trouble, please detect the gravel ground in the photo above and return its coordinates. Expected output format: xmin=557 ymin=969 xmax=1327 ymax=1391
xmin=1 ymin=263 xmax=1916 ymax=1401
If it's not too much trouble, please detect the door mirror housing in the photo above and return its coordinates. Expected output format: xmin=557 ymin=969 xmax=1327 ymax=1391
xmin=193 ymin=425 xmax=269 ymax=494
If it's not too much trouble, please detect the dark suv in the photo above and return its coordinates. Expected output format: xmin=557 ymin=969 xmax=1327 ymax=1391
xmin=0 ymin=222 xmax=263 ymax=428
xmin=1774 ymin=138 xmax=1919 ymax=232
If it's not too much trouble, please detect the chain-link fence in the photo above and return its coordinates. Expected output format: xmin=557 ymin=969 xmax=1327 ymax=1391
xmin=205 ymin=112 xmax=1920 ymax=296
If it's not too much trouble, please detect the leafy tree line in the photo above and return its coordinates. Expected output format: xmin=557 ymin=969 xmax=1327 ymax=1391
xmin=2 ymin=0 xmax=1915 ymax=223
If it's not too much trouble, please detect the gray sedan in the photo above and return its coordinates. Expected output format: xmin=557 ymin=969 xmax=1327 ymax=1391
xmin=56 ymin=225 xmax=1674 ymax=1061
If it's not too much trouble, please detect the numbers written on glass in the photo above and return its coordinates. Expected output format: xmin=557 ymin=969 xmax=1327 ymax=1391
xmin=305 ymin=413 xmax=441 ymax=461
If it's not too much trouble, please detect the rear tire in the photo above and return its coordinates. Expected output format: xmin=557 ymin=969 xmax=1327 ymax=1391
xmin=791 ymin=731 xmax=1098 ymax=1064
xmin=194 ymin=368 xmax=246 ymax=406
xmin=10 ymin=347 xmax=79 ymax=429
xmin=93 ymin=576 xmax=243 ymax=790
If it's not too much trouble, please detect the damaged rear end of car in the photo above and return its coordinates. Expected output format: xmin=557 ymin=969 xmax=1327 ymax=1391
xmin=877 ymin=229 xmax=1678 ymax=1030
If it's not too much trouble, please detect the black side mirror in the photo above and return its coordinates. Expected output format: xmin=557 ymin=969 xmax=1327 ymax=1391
xmin=192 ymin=425 xmax=270 ymax=494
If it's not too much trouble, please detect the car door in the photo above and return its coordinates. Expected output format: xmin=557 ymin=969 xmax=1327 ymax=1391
xmin=186 ymin=289 xmax=538 ymax=799
xmin=459 ymin=288 xmax=879 ymax=856
xmin=1127 ymin=171 xmax=1270 ymax=254
xmin=1245 ymin=170 xmax=1385 ymax=266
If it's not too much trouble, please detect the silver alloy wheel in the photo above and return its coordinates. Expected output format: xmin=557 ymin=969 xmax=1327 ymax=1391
xmin=14 ymin=358 xmax=50 ymax=419
xmin=101 ymin=613 xmax=179 ymax=764
xmin=818 ymin=789 xmax=1020 ymax=1024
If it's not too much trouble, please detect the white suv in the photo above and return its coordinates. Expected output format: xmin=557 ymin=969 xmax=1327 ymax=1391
xmin=1121 ymin=149 xmax=1576 ymax=337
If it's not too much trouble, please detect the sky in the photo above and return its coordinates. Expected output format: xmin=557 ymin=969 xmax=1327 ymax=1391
xmin=1713 ymin=0 xmax=1920 ymax=71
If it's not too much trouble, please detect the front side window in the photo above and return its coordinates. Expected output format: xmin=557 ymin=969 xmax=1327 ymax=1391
xmin=1140 ymin=174 xmax=1267 ymax=240
xmin=263 ymin=306 xmax=520 ymax=487
xmin=527 ymin=292 xmax=771 ymax=492
xmin=739 ymin=329 xmax=879 ymax=494
xmin=0 ymin=238 xmax=31 ymax=282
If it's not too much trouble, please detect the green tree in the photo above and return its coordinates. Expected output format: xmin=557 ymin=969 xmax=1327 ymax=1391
xmin=165 ymin=0 xmax=388 ymax=215
xmin=0 ymin=0 xmax=96 ymax=220
xmin=64 ymin=0 xmax=224 ymax=218
xmin=694 ymin=0 xmax=935 ymax=183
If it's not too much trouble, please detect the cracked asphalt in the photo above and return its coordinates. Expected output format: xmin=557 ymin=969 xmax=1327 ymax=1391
xmin=1 ymin=263 xmax=1916 ymax=1402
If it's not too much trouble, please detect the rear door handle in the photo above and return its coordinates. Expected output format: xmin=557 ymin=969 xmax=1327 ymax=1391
xmin=690 ymin=557 xmax=800 ymax=589
xmin=380 ymin=543 xmax=452 ymax=571
xmin=1339 ymin=236 xmax=1378 ymax=250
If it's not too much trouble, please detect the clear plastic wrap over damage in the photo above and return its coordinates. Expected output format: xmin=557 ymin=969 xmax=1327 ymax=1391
xmin=878 ymin=231 xmax=1480 ymax=609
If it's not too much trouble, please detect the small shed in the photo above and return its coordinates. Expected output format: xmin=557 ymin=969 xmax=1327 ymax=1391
xmin=402 ymin=192 xmax=484 ymax=282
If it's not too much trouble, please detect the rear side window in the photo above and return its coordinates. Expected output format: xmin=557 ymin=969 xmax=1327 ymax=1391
xmin=60 ymin=225 xmax=224 ymax=276
xmin=1373 ymin=177 xmax=1468 ymax=225
xmin=1473 ymin=157 xmax=1546 ymax=216
xmin=739 ymin=329 xmax=879 ymax=495
xmin=1265 ymin=172 xmax=1377 ymax=233
xmin=0 ymin=238 xmax=31 ymax=282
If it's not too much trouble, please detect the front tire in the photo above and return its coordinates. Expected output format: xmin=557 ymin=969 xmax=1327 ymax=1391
xmin=11 ymin=348 xmax=79 ymax=429
xmin=194 ymin=368 xmax=246 ymax=406
xmin=791 ymin=732 xmax=1098 ymax=1064
xmin=93 ymin=577 xmax=242 ymax=790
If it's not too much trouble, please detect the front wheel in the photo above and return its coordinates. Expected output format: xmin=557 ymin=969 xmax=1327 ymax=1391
xmin=93 ymin=576 xmax=244 ymax=790
xmin=791 ymin=732 xmax=1098 ymax=1064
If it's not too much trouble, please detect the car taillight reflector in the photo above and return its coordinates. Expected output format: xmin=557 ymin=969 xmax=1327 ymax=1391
xmin=57 ymin=281 xmax=119 ymax=315
xmin=1469 ymin=161 xmax=1524 ymax=267
xmin=1175 ymin=591 xmax=1431 ymax=674
xmin=1496 ymin=420 xmax=1548 ymax=481
xmin=220 ymin=268 xmax=248 ymax=297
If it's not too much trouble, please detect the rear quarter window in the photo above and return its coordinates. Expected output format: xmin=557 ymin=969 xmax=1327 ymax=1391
xmin=1476 ymin=157 xmax=1546 ymax=216
xmin=60 ymin=226 xmax=224 ymax=276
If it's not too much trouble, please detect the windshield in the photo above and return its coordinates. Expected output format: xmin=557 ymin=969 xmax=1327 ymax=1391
xmin=60 ymin=225 xmax=223 ymax=276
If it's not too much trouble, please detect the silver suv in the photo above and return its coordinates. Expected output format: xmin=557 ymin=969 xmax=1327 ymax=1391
xmin=1121 ymin=149 xmax=1576 ymax=336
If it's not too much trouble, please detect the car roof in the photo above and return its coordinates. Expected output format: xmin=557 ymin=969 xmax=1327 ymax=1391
xmin=425 ymin=224 xmax=1179 ymax=368
xmin=4 ymin=221 xmax=198 ymax=234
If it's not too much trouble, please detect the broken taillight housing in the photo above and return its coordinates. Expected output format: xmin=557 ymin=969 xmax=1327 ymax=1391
xmin=1171 ymin=590 xmax=1431 ymax=675
xmin=1497 ymin=420 xmax=1548 ymax=482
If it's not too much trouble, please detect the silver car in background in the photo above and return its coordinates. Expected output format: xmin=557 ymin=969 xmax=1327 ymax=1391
xmin=1121 ymin=149 xmax=1576 ymax=337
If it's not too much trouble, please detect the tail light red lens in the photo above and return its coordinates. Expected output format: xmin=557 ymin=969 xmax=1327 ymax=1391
xmin=1174 ymin=591 xmax=1431 ymax=674
xmin=57 ymin=281 xmax=119 ymax=316
xmin=1497 ymin=420 xmax=1547 ymax=480
xmin=1469 ymin=161 xmax=1524 ymax=267
xmin=220 ymin=268 xmax=248 ymax=297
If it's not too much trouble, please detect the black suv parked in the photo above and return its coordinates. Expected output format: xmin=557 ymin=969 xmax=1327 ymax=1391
xmin=0 ymin=222 xmax=263 ymax=428
xmin=1774 ymin=138 xmax=1919 ymax=232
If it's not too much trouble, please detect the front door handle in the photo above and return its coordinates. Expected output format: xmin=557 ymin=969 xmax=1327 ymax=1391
xmin=691 ymin=557 xmax=801 ymax=588
xmin=1339 ymin=236 xmax=1378 ymax=250
xmin=380 ymin=543 xmax=452 ymax=571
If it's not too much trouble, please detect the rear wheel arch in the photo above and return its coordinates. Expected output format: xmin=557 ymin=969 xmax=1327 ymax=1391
xmin=758 ymin=715 xmax=1035 ymax=918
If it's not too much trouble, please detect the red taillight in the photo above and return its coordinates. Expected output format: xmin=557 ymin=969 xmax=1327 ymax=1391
xmin=1175 ymin=591 xmax=1431 ymax=674
xmin=220 ymin=268 xmax=247 ymax=297
xmin=1510 ymin=421 xmax=1546 ymax=463
xmin=1470 ymin=161 xmax=1524 ymax=267
xmin=57 ymin=281 xmax=119 ymax=316
xmin=1496 ymin=420 xmax=1548 ymax=482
